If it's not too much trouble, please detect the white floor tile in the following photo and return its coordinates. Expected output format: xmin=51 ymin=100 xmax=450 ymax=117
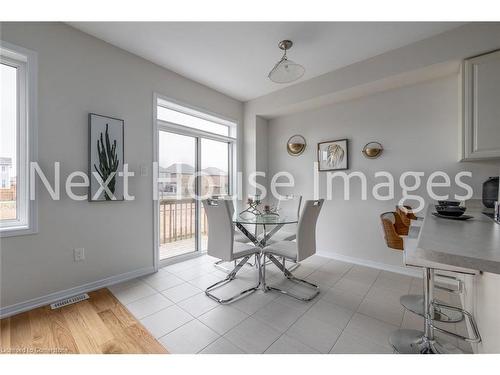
xmin=140 ymin=305 xmax=193 ymax=338
xmin=178 ymin=293 xmax=219 ymax=317
xmin=162 ymin=259 xmax=201 ymax=274
xmin=253 ymin=300 xmax=305 ymax=332
xmin=224 ymin=317 xmax=282 ymax=353
xmin=125 ymin=293 xmax=173 ymax=319
xmin=305 ymin=270 xmax=343 ymax=288
xmin=378 ymin=270 xmax=413 ymax=284
xmin=289 ymin=264 xmax=317 ymax=279
xmin=343 ymin=313 xmax=398 ymax=349
xmin=199 ymin=337 xmax=245 ymax=354
xmin=274 ymin=293 xmax=315 ymax=314
xmin=188 ymin=273 xmax=222 ymax=290
xmin=142 ymin=272 xmax=185 ymax=291
xmin=364 ymin=285 xmax=407 ymax=304
xmin=198 ymin=305 xmax=249 ymax=335
xmin=286 ymin=315 xmax=343 ymax=353
xmin=265 ymin=334 xmax=319 ymax=354
xmin=159 ymin=320 xmax=219 ymax=354
xmin=231 ymin=290 xmax=277 ymax=315
xmin=161 ymin=282 xmax=201 ymax=303
xmin=320 ymin=287 xmax=365 ymax=311
xmin=174 ymin=263 xmax=216 ymax=281
xmin=302 ymin=299 xmax=354 ymax=329
xmin=333 ymin=278 xmax=372 ymax=296
xmin=330 ymin=331 xmax=393 ymax=354
xmin=111 ymin=281 xmax=157 ymax=305
xmin=357 ymin=297 xmax=405 ymax=326
xmin=343 ymin=266 xmax=380 ymax=284
xmin=372 ymin=274 xmax=411 ymax=294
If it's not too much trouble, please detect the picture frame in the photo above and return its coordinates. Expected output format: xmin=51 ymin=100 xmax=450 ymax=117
xmin=317 ymin=138 xmax=348 ymax=171
xmin=88 ymin=113 xmax=124 ymax=201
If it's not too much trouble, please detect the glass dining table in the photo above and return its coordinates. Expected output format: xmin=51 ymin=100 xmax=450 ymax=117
xmin=233 ymin=214 xmax=298 ymax=248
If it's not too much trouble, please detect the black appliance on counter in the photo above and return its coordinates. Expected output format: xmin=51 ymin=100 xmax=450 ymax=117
xmin=482 ymin=176 xmax=499 ymax=208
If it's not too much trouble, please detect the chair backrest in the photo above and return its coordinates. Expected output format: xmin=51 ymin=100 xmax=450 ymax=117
xmin=202 ymin=198 xmax=235 ymax=261
xmin=276 ymin=195 xmax=303 ymax=219
xmin=400 ymin=205 xmax=417 ymax=220
xmin=394 ymin=207 xmax=410 ymax=235
xmin=296 ymin=199 xmax=324 ymax=262
xmin=380 ymin=212 xmax=404 ymax=251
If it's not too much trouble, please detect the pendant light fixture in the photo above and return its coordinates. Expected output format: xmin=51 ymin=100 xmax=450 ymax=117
xmin=268 ymin=40 xmax=305 ymax=84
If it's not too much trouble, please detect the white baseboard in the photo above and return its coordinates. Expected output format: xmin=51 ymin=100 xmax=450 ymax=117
xmin=316 ymin=250 xmax=422 ymax=278
xmin=0 ymin=266 xmax=155 ymax=319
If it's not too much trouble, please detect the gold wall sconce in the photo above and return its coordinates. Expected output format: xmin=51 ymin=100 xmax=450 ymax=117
xmin=287 ymin=135 xmax=306 ymax=156
xmin=362 ymin=141 xmax=383 ymax=159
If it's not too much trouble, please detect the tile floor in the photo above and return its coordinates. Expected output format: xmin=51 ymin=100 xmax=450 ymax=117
xmin=108 ymin=254 xmax=470 ymax=354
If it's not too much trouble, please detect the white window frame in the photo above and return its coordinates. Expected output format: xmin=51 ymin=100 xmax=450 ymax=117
xmin=0 ymin=41 xmax=38 ymax=237
xmin=152 ymin=93 xmax=238 ymax=268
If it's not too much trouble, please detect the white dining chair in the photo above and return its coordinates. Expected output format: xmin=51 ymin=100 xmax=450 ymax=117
xmin=210 ymin=196 xmax=255 ymax=273
xmin=203 ymin=198 xmax=261 ymax=304
xmin=261 ymin=199 xmax=324 ymax=301
xmin=266 ymin=194 xmax=302 ymax=243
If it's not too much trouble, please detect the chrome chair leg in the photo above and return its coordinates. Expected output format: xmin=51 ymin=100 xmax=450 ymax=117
xmin=285 ymin=257 xmax=300 ymax=272
xmin=206 ymin=254 xmax=260 ymax=304
xmin=262 ymin=254 xmax=319 ymax=302
xmin=213 ymin=257 xmax=254 ymax=273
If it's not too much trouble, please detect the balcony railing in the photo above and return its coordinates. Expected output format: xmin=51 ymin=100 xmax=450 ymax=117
xmin=159 ymin=198 xmax=207 ymax=244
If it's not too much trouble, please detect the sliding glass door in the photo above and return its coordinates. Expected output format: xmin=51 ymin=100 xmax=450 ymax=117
xmin=158 ymin=131 xmax=197 ymax=260
xmin=155 ymin=96 xmax=236 ymax=264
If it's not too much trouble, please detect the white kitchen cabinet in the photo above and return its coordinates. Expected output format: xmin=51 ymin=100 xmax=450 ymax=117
xmin=461 ymin=50 xmax=500 ymax=161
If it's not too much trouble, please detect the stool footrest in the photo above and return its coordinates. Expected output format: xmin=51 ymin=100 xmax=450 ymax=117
xmin=400 ymin=294 xmax=464 ymax=323
xmin=430 ymin=301 xmax=481 ymax=343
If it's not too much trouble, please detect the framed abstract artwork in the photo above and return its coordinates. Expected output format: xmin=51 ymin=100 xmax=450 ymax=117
xmin=317 ymin=139 xmax=348 ymax=171
xmin=88 ymin=113 xmax=124 ymax=201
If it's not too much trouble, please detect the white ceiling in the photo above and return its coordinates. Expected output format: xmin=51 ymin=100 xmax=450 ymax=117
xmin=69 ymin=22 xmax=464 ymax=101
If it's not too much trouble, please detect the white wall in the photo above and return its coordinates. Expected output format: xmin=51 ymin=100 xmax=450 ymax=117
xmin=243 ymin=23 xmax=500 ymax=191
xmin=267 ymin=75 xmax=499 ymax=270
xmin=0 ymin=22 xmax=243 ymax=312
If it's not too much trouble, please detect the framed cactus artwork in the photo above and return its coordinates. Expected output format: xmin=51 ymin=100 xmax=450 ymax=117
xmin=88 ymin=113 xmax=124 ymax=201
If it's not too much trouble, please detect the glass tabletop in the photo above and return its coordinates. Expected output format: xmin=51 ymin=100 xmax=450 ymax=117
xmin=233 ymin=214 xmax=298 ymax=225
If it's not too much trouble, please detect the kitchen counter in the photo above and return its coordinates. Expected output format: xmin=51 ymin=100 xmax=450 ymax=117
xmin=409 ymin=203 xmax=500 ymax=274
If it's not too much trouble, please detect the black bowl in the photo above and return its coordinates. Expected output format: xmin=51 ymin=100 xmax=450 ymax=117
xmin=435 ymin=205 xmax=466 ymax=217
xmin=437 ymin=200 xmax=461 ymax=207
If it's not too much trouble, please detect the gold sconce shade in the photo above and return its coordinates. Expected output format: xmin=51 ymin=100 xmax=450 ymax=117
xmin=362 ymin=141 xmax=383 ymax=158
xmin=287 ymin=135 xmax=306 ymax=156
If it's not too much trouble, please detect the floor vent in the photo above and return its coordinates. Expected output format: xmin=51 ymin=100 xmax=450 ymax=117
xmin=50 ymin=293 xmax=89 ymax=309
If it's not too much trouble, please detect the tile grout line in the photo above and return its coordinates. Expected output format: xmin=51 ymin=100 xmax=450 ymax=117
xmin=325 ymin=268 xmax=382 ymax=353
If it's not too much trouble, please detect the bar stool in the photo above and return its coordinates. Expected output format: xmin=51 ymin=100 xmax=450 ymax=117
xmin=393 ymin=207 xmax=464 ymax=324
xmin=380 ymin=210 xmax=481 ymax=353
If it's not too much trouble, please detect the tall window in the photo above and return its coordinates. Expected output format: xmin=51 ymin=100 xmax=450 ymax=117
xmin=0 ymin=42 xmax=37 ymax=236
xmin=156 ymin=96 xmax=236 ymax=261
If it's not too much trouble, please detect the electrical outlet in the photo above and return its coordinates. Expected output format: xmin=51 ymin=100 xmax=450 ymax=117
xmin=140 ymin=164 xmax=148 ymax=177
xmin=74 ymin=248 xmax=85 ymax=262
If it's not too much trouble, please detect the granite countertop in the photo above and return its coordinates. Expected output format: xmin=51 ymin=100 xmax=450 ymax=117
xmin=412 ymin=201 xmax=500 ymax=274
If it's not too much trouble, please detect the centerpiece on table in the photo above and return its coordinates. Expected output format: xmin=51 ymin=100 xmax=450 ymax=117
xmin=239 ymin=195 xmax=279 ymax=218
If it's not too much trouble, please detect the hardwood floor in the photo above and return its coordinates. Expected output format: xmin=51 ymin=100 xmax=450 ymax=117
xmin=0 ymin=288 xmax=167 ymax=354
